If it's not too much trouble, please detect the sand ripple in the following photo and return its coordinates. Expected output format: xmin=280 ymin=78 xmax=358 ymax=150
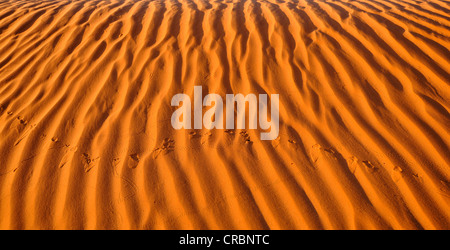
xmin=0 ymin=0 xmax=449 ymax=229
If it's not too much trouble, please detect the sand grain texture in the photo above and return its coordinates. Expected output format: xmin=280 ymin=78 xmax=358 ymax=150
xmin=0 ymin=0 xmax=449 ymax=229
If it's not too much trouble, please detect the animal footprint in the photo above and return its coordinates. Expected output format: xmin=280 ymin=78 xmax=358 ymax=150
xmin=128 ymin=153 xmax=140 ymax=168
xmin=14 ymin=116 xmax=29 ymax=133
xmin=391 ymin=166 xmax=404 ymax=182
xmin=82 ymin=153 xmax=98 ymax=172
xmin=153 ymin=138 xmax=175 ymax=159
xmin=309 ymin=144 xmax=342 ymax=168
xmin=347 ymin=156 xmax=358 ymax=174
xmin=59 ymin=149 xmax=72 ymax=168
xmin=239 ymin=130 xmax=252 ymax=144
xmin=188 ymin=131 xmax=200 ymax=139
xmin=14 ymin=123 xmax=36 ymax=146
xmin=17 ymin=116 xmax=27 ymax=125
xmin=323 ymin=148 xmax=338 ymax=160
xmin=225 ymin=129 xmax=235 ymax=135
xmin=200 ymin=131 xmax=212 ymax=145
xmin=362 ymin=160 xmax=378 ymax=173
xmin=162 ymin=138 xmax=175 ymax=151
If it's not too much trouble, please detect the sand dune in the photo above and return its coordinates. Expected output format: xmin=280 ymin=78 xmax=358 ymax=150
xmin=0 ymin=0 xmax=449 ymax=229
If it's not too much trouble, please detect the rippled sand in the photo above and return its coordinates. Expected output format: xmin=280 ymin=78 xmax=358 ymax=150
xmin=0 ymin=0 xmax=449 ymax=229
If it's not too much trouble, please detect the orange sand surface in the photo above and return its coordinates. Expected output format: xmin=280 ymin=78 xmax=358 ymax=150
xmin=0 ymin=0 xmax=449 ymax=229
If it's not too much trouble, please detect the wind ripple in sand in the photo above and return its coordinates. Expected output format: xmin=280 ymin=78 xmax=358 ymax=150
xmin=0 ymin=0 xmax=449 ymax=229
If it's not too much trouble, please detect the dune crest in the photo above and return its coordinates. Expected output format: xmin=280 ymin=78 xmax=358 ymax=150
xmin=0 ymin=0 xmax=449 ymax=229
